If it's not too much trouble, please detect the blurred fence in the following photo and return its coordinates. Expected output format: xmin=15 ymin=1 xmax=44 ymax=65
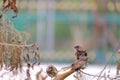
xmin=1 ymin=0 xmax=120 ymax=63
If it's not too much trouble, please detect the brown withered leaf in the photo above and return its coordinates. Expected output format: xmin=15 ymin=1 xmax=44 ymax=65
xmin=1 ymin=0 xmax=18 ymax=18
xmin=37 ymin=54 xmax=40 ymax=65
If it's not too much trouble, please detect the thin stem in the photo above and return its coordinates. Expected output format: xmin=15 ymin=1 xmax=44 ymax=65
xmin=0 ymin=42 xmax=33 ymax=47
xmin=80 ymin=70 xmax=117 ymax=80
xmin=97 ymin=54 xmax=113 ymax=80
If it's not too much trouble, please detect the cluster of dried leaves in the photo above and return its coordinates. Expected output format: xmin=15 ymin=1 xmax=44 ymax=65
xmin=0 ymin=17 xmax=40 ymax=73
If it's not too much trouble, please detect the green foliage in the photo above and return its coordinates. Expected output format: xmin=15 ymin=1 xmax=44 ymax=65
xmin=55 ymin=23 xmax=71 ymax=39
xmin=5 ymin=12 xmax=37 ymax=31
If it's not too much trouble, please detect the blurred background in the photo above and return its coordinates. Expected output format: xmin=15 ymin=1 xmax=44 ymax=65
xmin=1 ymin=0 xmax=120 ymax=64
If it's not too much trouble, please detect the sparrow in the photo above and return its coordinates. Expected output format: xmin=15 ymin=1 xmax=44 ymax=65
xmin=74 ymin=45 xmax=87 ymax=60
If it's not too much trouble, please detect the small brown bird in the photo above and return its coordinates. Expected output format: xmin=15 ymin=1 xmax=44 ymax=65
xmin=74 ymin=45 xmax=87 ymax=60
xmin=46 ymin=65 xmax=58 ymax=78
xmin=74 ymin=45 xmax=88 ymax=69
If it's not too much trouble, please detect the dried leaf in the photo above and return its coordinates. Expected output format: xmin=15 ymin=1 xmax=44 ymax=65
xmin=1 ymin=0 xmax=18 ymax=18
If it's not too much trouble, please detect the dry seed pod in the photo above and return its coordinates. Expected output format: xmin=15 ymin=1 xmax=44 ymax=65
xmin=32 ymin=51 xmax=40 ymax=68
xmin=46 ymin=65 xmax=58 ymax=78
xmin=37 ymin=54 xmax=40 ymax=65
xmin=23 ymin=56 xmax=28 ymax=64
xmin=0 ymin=45 xmax=5 ymax=70
xmin=10 ymin=42 xmax=22 ymax=71
xmin=118 ymin=49 xmax=120 ymax=54
xmin=25 ymin=68 xmax=31 ymax=80
xmin=11 ymin=38 xmax=15 ymax=43
xmin=26 ymin=54 xmax=30 ymax=61
xmin=116 ymin=61 xmax=120 ymax=75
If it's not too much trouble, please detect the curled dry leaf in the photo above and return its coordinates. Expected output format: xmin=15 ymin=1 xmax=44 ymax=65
xmin=118 ymin=49 xmax=120 ymax=54
xmin=36 ymin=69 xmax=47 ymax=80
xmin=1 ymin=0 xmax=18 ymax=18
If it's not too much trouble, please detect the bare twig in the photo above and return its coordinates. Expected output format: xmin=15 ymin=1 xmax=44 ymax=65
xmin=80 ymin=70 xmax=113 ymax=79
xmin=0 ymin=42 xmax=34 ymax=47
xmin=97 ymin=54 xmax=113 ymax=80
